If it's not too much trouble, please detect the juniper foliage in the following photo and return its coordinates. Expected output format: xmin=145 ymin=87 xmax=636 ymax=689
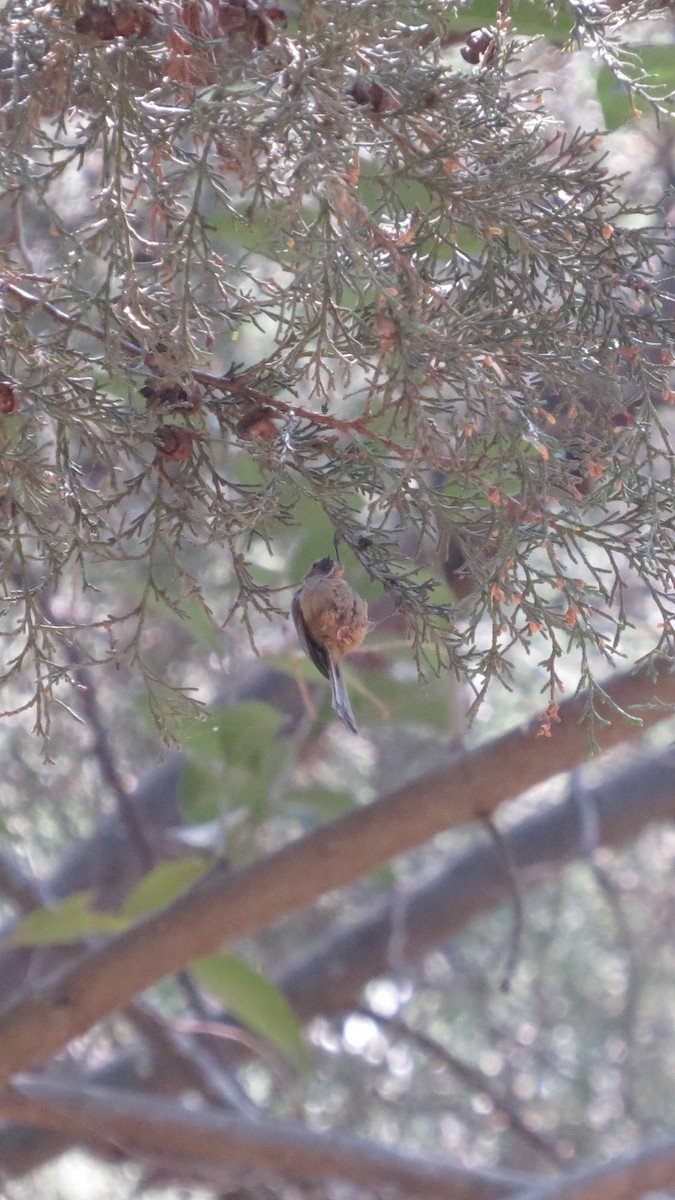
xmin=0 ymin=0 xmax=673 ymax=735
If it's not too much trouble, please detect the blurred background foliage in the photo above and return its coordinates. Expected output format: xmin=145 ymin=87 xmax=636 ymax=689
xmin=0 ymin=0 xmax=674 ymax=1197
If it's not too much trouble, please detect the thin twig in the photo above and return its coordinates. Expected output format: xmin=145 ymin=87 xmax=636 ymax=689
xmin=125 ymin=1001 xmax=259 ymax=1117
xmin=0 ymin=848 xmax=47 ymax=912
xmin=34 ymin=587 xmax=153 ymax=871
xmin=481 ymin=814 xmax=524 ymax=993
xmin=3 ymin=1075 xmax=532 ymax=1200
xmin=3 ymin=278 xmax=418 ymax=460
xmin=3 ymin=279 xmax=142 ymax=355
xmin=351 ymin=1006 xmax=565 ymax=1168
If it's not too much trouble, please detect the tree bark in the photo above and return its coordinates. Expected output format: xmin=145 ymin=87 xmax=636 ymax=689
xmin=2 ymin=1076 xmax=528 ymax=1200
xmin=281 ymin=745 xmax=675 ymax=1017
xmin=0 ymin=660 xmax=670 ymax=1085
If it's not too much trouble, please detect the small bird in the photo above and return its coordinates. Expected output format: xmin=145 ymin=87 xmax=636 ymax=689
xmin=292 ymin=557 xmax=372 ymax=735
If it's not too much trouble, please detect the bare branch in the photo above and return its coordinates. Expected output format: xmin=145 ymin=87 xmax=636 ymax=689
xmin=480 ymin=814 xmax=524 ymax=993
xmin=512 ymin=1137 xmax=675 ymax=1200
xmin=0 ymin=738 xmax=673 ymax=1179
xmin=0 ymin=849 xmax=45 ymax=913
xmin=281 ymin=743 xmax=675 ymax=1020
xmin=125 ymin=1001 xmax=258 ymax=1117
xmin=0 ymin=661 xmax=670 ymax=1085
xmin=352 ymin=1008 xmax=564 ymax=1168
xmin=2 ymin=1076 xmax=528 ymax=1200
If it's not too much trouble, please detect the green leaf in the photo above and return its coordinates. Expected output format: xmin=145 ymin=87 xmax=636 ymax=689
xmin=9 ymin=892 xmax=127 ymax=948
xmin=264 ymin=652 xmax=326 ymax=684
xmin=165 ymin=595 xmax=220 ymax=651
xmin=296 ymin=787 xmax=355 ymax=819
xmin=179 ymin=757 xmax=227 ymax=825
xmin=180 ymin=702 xmax=285 ymax=769
xmin=288 ymin=502 xmax=342 ymax=579
xmin=121 ymin=856 xmax=213 ymax=921
xmin=456 ymin=0 xmax=573 ymax=37
xmin=177 ymin=702 xmax=287 ymax=816
xmin=365 ymin=670 xmax=453 ymax=729
xmin=192 ymin=953 xmax=310 ymax=1073
xmin=597 ymin=49 xmax=675 ymax=130
xmin=211 ymin=206 xmax=278 ymax=256
xmin=264 ymin=660 xmax=451 ymax=730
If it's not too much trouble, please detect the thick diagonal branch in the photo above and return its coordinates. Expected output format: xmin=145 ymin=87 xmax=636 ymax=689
xmin=0 ymin=661 xmax=670 ymax=1085
xmin=0 ymin=1076 xmax=528 ymax=1200
xmin=511 ymin=1136 xmax=675 ymax=1200
xmin=0 ymin=736 xmax=674 ymax=1178
xmin=280 ymin=745 xmax=675 ymax=1017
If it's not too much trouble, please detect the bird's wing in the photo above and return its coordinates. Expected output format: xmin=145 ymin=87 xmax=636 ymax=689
xmin=292 ymin=589 xmax=331 ymax=680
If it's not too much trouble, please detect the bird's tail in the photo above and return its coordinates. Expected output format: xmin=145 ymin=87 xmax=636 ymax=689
xmin=329 ymin=660 xmax=359 ymax=735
